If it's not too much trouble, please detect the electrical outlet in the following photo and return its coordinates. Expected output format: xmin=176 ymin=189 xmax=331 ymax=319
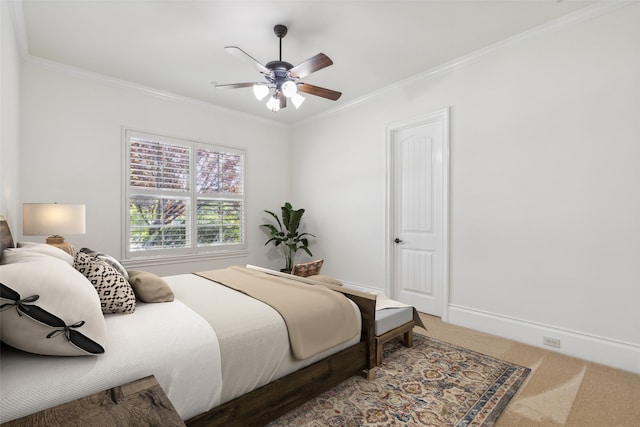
xmin=543 ymin=336 xmax=561 ymax=348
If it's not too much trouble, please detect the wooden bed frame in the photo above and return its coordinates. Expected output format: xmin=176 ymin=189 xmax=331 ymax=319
xmin=186 ymin=283 xmax=377 ymax=427
xmin=0 ymin=228 xmax=377 ymax=427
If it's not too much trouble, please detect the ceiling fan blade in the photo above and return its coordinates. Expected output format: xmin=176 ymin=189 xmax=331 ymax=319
xmin=224 ymin=46 xmax=270 ymax=74
xmin=213 ymin=82 xmax=259 ymax=89
xmin=289 ymin=53 xmax=333 ymax=79
xmin=297 ymin=83 xmax=342 ymax=101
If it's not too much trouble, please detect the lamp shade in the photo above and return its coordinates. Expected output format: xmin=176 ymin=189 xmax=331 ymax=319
xmin=266 ymin=96 xmax=280 ymax=112
xmin=291 ymin=93 xmax=306 ymax=109
xmin=23 ymin=203 xmax=86 ymax=236
xmin=253 ymin=84 xmax=269 ymax=101
xmin=281 ymin=81 xmax=297 ymax=98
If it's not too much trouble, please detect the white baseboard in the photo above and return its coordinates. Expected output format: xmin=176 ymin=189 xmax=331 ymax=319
xmin=448 ymin=304 xmax=640 ymax=375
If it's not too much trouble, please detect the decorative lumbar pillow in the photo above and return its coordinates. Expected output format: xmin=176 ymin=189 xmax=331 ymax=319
xmin=291 ymin=259 xmax=324 ymax=277
xmin=74 ymin=252 xmax=136 ymax=314
xmin=2 ymin=243 xmax=74 ymax=266
xmin=79 ymin=247 xmax=129 ymax=280
xmin=0 ymin=258 xmax=106 ymax=356
xmin=307 ymin=275 xmax=344 ymax=286
xmin=127 ymin=270 xmax=174 ymax=303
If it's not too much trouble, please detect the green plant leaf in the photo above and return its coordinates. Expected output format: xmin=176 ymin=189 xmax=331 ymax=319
xmin=261 ymin=224 xmax=279 ymax=235
xmin=264 ymin=237 xmax=278 ymax=245
xmin=288 ymin=209 xmax=303 ymax=235
xmin=264 ymin=210 xmax=282 ymax=230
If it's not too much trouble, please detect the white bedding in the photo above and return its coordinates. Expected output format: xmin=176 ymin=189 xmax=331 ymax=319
xmin=164 ymin=273 xmax=361 ymax=404
xmin=0 ymin=299 xmax=222 ymax=423
xmin=0 ymin=272 xmax=361 ymax=423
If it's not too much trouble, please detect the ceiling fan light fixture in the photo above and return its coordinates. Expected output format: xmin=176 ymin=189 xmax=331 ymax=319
xmin=253 ymin=84 xmax=269 ymax=101
xmin=291 ymin=93 xmax=305 ymax=109
xmin=281 ymin=80 xmax=298 ymax=98
xmin=266 ymin=96 xmax=280 ymax=112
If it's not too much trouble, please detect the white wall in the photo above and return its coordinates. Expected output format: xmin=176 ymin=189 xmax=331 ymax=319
xmin=292 ymin=3 xmax=640 ymax=372
xmin=0 ymin=0 xmax=21 ymax=230
xmin=19 ymin=62 xmax=292 ymax=275
xmin=9 ymin=1 xmax=640 ymax=373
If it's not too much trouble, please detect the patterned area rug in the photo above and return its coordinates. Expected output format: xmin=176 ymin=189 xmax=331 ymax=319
xmin=268 ymin=333 xmax=530 ymax=426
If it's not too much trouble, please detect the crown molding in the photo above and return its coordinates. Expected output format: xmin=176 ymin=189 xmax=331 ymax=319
xmin=9 ymin=0 xmax=633 ymax=130
xmin=7 ymin=0 xmax=28 ymax=58
xmin=8 ymin=1 xmax=287 ymax=129
xmin=292 ymin=0 xmax=634 ymax=127
xmin=24 ymin=55 xmax=290 ymax=129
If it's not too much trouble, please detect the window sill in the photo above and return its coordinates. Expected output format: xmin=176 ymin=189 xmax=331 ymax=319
xmin=121 ymin=250 xmax=249 ymax=269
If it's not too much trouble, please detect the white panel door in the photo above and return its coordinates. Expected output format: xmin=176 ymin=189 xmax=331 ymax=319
xmin=390 ymin=110 xmax=448 ymax=316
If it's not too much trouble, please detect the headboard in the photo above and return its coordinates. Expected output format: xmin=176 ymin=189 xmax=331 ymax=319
xmin=0 ymin=216 xmax=15 ymax=258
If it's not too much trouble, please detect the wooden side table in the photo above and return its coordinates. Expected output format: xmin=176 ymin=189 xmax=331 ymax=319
xmin=1 ymin=376 xmax=185 ymax=426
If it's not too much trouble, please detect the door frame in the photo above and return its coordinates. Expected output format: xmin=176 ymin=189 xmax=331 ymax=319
xmin=384 ymin=108 xmax=451 ymax=321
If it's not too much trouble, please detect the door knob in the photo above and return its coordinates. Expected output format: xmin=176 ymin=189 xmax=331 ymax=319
xmin=394 ymin=238 xmax=403 ymax=244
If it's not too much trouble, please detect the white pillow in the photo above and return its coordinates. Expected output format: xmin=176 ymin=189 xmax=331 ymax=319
xmin=1 ymin=242 xmax=74 ymax=266
xmin=0 ymin=258 xmax=106 ymax=356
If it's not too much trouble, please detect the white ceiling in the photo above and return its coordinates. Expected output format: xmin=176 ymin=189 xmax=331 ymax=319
xmin=15 ymin=0 xmax=597 ymax=125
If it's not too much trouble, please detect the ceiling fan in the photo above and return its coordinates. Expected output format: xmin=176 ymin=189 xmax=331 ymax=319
xmin=214 ymin=24 xmax=341 ymax=112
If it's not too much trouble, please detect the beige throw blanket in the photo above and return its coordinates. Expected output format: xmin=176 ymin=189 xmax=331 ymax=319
xmin=196 ymin=266 xmax=360 ymax=360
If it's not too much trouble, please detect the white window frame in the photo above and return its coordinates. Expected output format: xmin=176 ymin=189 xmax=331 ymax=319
xmin=122 ymin=129 xmax=247 ymax=263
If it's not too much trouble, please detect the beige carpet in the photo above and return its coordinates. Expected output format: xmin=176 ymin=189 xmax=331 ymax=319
xmin=418 ymin=313 xmax=640 ymax=426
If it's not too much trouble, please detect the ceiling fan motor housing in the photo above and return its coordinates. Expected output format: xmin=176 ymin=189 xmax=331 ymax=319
xmin=266 ymin=61 xmax=293 ymax=72
xmin=266 ymin=61 xmax=295 ymax=92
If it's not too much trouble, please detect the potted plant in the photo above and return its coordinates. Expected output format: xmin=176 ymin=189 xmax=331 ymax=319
xmin=261 ymin=202 xmax=315 ymax=273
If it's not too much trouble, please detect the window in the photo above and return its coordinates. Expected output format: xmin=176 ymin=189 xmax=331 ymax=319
xmin=125 ymin=130 xmax=245 ymax=259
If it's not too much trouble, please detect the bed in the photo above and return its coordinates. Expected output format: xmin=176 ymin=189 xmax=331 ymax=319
xmin=0 ymin=226 xmax=377 ymax=426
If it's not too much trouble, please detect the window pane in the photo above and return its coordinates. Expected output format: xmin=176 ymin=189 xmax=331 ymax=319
xmin=197 ymin=148 xmax=242 ymax=195
xmin=126 ymin=130 xmax=245 ymax=258
xmin=221 ymin=152 xmax=242 ymax=193
xmin=197 ymin=199 xmax=243 ymax=246
xmin=130 ymin=138 xmax=191 ymax=191
xmin=130 ymin=196 xmax=190 ymax=251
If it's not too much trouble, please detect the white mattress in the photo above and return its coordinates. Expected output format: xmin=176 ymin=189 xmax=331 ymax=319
xmin=0 ymin=299 xmax=222 ymax=423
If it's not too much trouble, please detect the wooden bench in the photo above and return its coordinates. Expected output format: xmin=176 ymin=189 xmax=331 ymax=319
xmin=374 ymin=306 xmax=415 ymax=366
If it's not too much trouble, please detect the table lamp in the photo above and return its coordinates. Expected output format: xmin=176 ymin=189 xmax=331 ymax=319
xmin=23 ymin=203 xmax=86 ymax=255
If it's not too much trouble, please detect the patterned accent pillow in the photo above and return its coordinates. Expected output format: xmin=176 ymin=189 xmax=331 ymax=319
xmin=74 ymin=252 xmax=136 ymax=314
xmin=291 ymin=259 xmax=324 ymax=277
xmin=79 ymin=247 xmax=129 ymax=280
